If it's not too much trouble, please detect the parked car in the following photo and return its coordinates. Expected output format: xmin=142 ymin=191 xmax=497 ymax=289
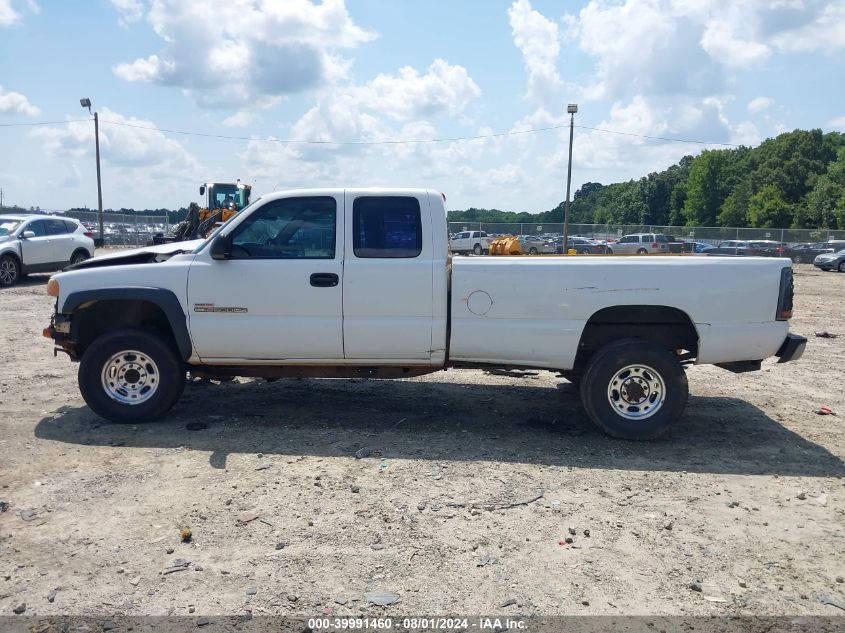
xmin=609 ymin=233 xmax=669 ymax=254
xmin=43 ymin=187 xmax=805 ymax=441
xmin=682 ymin=241 xmax=713 ymax=253
xmin=519 ymin=235 xmax=555 ymax=254
xmin=786 ymin=241 xmax=845 ymax=263
xmin=813 ymin=248 xmax=845 ymax=272
xmin=555 ymin=236 xmax=607 ymax=254
xmin=0 ymin=215 xmax=94 ymax=287
xmin=707 ymin=240 xmax=787 ymax=257
xmin=450 ymin=230 xmax=491 ymax=255
xmin=748 ymin=241 xmax=788 ymax=257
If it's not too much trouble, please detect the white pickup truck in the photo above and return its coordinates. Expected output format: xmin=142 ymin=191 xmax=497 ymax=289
xmin=44 ymin=188 xmax=805 ymax=440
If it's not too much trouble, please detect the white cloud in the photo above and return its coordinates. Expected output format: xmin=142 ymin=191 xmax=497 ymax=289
xmin=0 ymin=0 xmax=18 ymax=26
xmin=33 ymin=108 xmax=199 ymax=174
xmin=508 ymin=0 xmax=562 ymax=102
xmin=114 ymin=54 xmax=174 ymax=82
xmin=0 ymin=85 xmax=40 ymax=116
xmin=747 ymin=96 xmax=772 ymax=114
xmin=558 ymin=95 xmax=733 ymax=173
xmin=240 ymin=58 xmax=484 ymax=194
xmin=771 ymin=1 xmax=845 ymax=53
xmin=110 ymin=0 xmax=143 ymax=24
xmin=829 ymin=116 xmax=845 ymax=132
xmin=562 ymin=0 xmax=845 ymax=102
xmin=113 ymin=0 xmax=375 ymax=108
xmin=221 ymin=111 xmax=259 ymax=128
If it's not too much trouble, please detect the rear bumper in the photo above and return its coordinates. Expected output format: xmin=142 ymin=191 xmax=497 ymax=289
xmin=776 ymin=333 xmax=807 ymax=363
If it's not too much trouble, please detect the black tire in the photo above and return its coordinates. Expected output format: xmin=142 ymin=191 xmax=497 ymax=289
xmin=792 ymin=255 xmax=803 ymax=264
xmin=78 ymin=328 xmax=185 ymax=424
xmin=70 ymin=249 xmax=90 ymax=266
xmin=528 ymin=247 xmax=539 ymax=255
xmin=473 ymin=243 xmax=483 ymax=255
xmin=636 ymin=248 xmax=648 ymax=254
xmin=579 ymin=338 xmax=688 ymax=440
xmin=605 ymin=248 xmax=614 ymax=255
xmin=0 ymin=254 xmax=20 ymax=287
xmin=839 ymin=262 xmax=845 ymax=273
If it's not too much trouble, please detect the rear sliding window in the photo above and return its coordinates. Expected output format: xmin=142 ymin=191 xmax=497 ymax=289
xmin=353 ymin=196 xmax=422 ymax=258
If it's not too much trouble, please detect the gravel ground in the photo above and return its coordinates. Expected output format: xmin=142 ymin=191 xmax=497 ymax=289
xmin=0 ymin=263 xmax=843 ymax=620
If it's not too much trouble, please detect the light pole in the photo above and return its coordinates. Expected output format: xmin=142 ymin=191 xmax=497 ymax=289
xmin=80 ymin=98 xmax=104 ymax=246
xmin=562 ymin=103 xmax=578 ymax=254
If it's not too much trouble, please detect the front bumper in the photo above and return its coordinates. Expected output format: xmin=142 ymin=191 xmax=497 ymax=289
xmin=775 ymin=333 xmax=807 ymax=363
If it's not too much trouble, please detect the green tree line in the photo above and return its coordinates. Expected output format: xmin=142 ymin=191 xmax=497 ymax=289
xmin=449 ymin=129 xmax=845 ymax=229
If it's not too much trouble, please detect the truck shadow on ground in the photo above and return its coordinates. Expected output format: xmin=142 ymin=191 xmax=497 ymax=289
xmin=34 ymin=376 xmax=844 ymax=477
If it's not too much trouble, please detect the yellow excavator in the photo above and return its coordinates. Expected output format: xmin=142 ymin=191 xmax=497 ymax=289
xmin=162 ymin=180 xmax=253 ymax=243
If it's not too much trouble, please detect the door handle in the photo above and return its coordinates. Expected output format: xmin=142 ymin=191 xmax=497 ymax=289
xmin=310 ymin=273 xmax=339 ymax=287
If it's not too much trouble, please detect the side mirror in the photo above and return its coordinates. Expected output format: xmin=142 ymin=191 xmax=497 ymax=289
xmin=21 ymin=230 xmax=35 ymax=239
xmin=210 ymin=233 xmax=232 ymax=260
xmin=199 ymin=185 xmax=206 ymax=196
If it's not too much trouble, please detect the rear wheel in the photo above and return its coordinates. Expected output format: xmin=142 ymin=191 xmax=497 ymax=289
xmin=528 ymin=247 xmax=539 ymax=255
xmin=579 ymin=339 xmax=688 ymax=440
xmin=839 ymin=262 xmax=845 ymax=273
xmin=792 ymin=254 xmax=803 ymax=264
xmin=473 ymin=243 xmax=483 ymax=255
xmin=0 ymin=255 xmax=19 ymax=287
xmin=636 ymin=248 xmax=648 ymax=254
xmin=78 ymin=328 xmax=185 ymax=423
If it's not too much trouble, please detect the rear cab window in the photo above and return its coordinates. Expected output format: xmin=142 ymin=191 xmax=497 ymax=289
xmin=45 ymin=219 xmax=70 ymax=236
xmin=353 ymin=196 xmax=422 ymax=258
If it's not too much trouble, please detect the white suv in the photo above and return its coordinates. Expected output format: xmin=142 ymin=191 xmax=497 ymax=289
xmin=610 ymin=233 xmax=669 ymax=254
xmin=0 ymin=215 xmax=95 ymax=287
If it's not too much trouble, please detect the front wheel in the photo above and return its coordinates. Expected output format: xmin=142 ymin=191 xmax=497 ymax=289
xmin=0 ymin=255 xmax=19 ymax=287
xmin=792 ymin=255 xmax=803 ymax=264
xmin=78 ymin=328 xmax=185 ymax=423
xmin=636 ymin=248 xmax=648 ymax=254
xmin=528 ymin=247 xmax=539 ymax=255
xmin=579 ymin=339 xmax=688 ymax=440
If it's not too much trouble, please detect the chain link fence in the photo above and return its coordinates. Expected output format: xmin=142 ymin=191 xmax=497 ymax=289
xmin=448 ymin=222 xmax=845 ymax=246
xmin=65 ymin=211 xmax=171 ymax=248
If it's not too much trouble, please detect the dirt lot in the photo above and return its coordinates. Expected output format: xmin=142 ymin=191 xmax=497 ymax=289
xmin=1 ymin=264 xmax=843 ymax=620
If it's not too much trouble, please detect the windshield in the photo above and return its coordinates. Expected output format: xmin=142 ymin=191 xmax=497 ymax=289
xmin=209 ymin=184 xmax=247 ymax=209
xmin=192 ymin=196 xmax=262 ymax=254
xmin=0 ymin=219 xmax=22 ymax=236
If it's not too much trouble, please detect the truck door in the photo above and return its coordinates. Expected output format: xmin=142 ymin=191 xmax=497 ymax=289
xmin=342 ymin=192 xmax=434 ymax=360
xmin=187 ymin=194 xmax=344 ymax=361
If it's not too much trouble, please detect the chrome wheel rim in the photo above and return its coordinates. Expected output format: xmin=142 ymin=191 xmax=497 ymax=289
xmin=101 ymin=350 xmax=159 ymax=405
xmin=607 ymin=364 xmax=666 ymax=420
xmin=0 ymin=259 xmax=17 ymax=285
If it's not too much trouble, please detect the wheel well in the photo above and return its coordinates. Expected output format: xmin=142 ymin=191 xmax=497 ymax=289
xmin=1 ymin=251 xmax=21 ymax=265
xmin=71 ymin=247 xmax=91 ymax=259
xmin=575 ymin=305 xmax=698 ymax=369
xmin=73 ymin=300 xmax=179 ymax=359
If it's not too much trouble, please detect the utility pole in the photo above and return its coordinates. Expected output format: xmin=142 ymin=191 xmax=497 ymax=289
xmin=562 ymin=103 xmax=578 ymax=253
xmin=94 ymin=111 xmax=104 ymax=244
xmin=80 ymin=98 xmax=104 ymax=246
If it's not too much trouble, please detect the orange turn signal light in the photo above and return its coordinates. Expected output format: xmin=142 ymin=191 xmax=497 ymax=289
xmin=47 ymin=278 xmax=59 ymax=297
xmin=42 ymin=328 xmax=52 ymax=339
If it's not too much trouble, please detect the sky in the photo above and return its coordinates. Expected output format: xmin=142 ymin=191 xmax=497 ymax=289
xmin=1 ymin=0 xmax=844 ymax=213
